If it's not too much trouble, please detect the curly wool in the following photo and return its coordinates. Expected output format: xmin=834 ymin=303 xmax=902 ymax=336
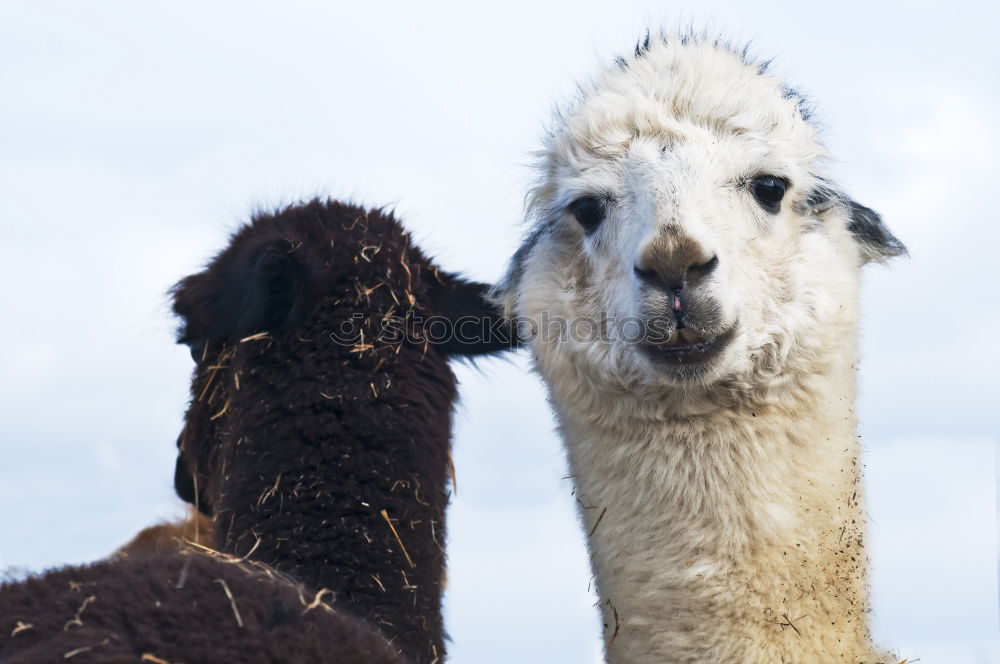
xmin=171 ymin=199 xmax=512 ymax=663
xmin=1 ymin=200 xmax=514 ymax=664
xmin=0 ymin=552 xmax=406 ymax=664
xmin=497 ymin=34 xmax=904 ymax=663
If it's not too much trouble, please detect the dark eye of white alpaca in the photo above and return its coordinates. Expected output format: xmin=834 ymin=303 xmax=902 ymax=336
xmin=749 ymin=176 xmax=788 ymax=214
xmin=568 ymin=196 xmax=607 ymax=234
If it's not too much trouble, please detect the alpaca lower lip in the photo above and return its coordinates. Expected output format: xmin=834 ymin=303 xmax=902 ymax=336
xmin=639 ymin=325 xmax=735 ymax=365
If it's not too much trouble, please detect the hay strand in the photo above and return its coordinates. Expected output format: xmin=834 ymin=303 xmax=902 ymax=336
xmin=10 ymin=621 xmax=33 ymax=637
xmin=380 ymin=509 xmax=416 ymax=569
xmin=141 ymin=655 xmax=173 ymax=664
xmin=301 ymin=588 xmax=334 ymax=615
xmin=63 ymin=595 xmax=96 ymax=631
xmin=213 ymin=578 xmax=244 ymax=628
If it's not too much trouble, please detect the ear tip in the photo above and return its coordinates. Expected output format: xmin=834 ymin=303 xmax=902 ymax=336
xmin=863 ymin=239 xmax=908 ymax=265
xmin=880 ymin=229 xmax=909 ymax=258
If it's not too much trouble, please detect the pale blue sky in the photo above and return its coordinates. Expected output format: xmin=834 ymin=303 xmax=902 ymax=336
xmin=1 ymin=2 xmax=998 ymax=662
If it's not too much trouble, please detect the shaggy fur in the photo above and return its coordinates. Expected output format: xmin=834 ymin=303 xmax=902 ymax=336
xmin=170 ymin=199 xmax=514 ymax=663
xmin=1 ymin=199 xmax=515 ymax=663
xmin=0 ymin=551 xmax=406 ymax=663
xmin=496 ymin=35 xmax=905 ymax=663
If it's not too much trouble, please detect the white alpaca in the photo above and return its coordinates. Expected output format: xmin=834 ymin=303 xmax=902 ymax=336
xmin=497 ymin=34 xmax=906 ymax=663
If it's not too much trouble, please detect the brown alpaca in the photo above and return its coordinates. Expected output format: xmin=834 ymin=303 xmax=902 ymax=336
xmin=1 ymin=199 xmax=516 ymax=663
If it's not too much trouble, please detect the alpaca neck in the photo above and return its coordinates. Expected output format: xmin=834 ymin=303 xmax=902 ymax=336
xmin=213 ymin=416 xmax=449 ymax=664
xmin=205 ymin=341 xmax=453 ymax=664
xmin=550 ymin=358 xmax=888 ymax=663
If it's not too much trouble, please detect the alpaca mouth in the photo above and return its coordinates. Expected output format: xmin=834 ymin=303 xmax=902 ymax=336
xmin=638 ymin=325 xmax=735 ymax=367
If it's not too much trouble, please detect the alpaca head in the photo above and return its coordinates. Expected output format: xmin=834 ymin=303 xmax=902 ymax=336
xmin=170 ymin=200 xmax=517 ymax=515
xmin=498 ymin=36 xmax=905 ymax=400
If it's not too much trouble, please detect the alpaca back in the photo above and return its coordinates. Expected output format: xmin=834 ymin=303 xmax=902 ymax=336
xmin=0 ymin=551 xmax=406 ymax=664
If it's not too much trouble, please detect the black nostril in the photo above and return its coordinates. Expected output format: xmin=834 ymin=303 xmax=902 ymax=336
xmin=690 ymin=254 xmax=719 ymax=276
xmin=634 ymin=264 xmax=655 ymax=281
xmin=635 ymin=264 xmax=685 ymax=295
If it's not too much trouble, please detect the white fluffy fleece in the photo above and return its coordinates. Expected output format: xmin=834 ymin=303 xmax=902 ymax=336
xmin=497 ymin=35 xmax=904 ymax=663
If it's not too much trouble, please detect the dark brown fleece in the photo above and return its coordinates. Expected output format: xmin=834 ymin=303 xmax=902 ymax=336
xmin=0 ymin=200 xmax=516 ymax=664
xmin=0 ymin=551 xmax=405 ymax=664
xmin=170 ymin=199 xmax=514 ymax=663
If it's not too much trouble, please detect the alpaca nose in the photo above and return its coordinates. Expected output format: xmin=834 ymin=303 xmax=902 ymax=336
xmin=634 ymin=234 xmax=718 ymax=293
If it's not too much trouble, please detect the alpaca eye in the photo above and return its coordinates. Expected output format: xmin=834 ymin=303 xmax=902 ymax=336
xmin=750 ymin=176 xmax=788 ymax=214
xmin=568 ymin=196 xmax=607 ymax=234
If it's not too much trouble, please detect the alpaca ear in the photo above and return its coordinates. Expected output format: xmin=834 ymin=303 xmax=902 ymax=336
xmin=172 ymin=238 xmax=314 ymax=345
xmin=843 ymin=198 xmax=908 ymax=263
xmin=422 ymin=270 xmax=519 ymax=356
xmin=802 ymin=185 xmax=907 ymax=264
